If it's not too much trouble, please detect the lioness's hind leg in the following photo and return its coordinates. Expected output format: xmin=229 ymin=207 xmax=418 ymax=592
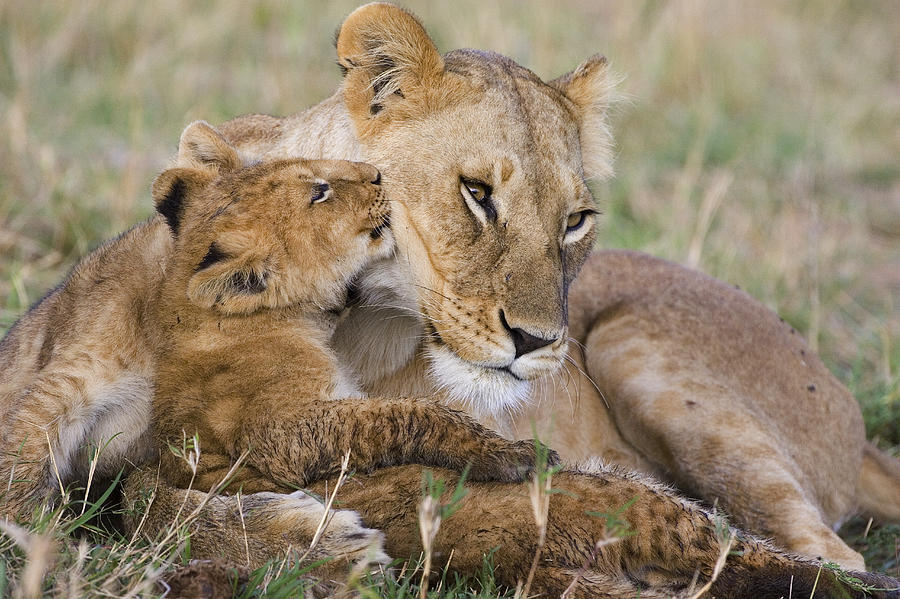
xmin=582 ymin=321 xmax=866 ymax=569
xmin=122 ymin=469 xmax=389 ymax=581
xmin=529 ymin=566 xmax=672 ymax=598
xmin=305 ymin=465 xmax=897 ymax=598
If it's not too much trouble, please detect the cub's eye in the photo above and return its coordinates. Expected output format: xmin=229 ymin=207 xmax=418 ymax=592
xmin=564 ymin=209 xmax=598 ymax=241
xmin=460 ymin=178 xmax=497 ymax=223
xmin=311 ymin=183 xmax=331 ymax=204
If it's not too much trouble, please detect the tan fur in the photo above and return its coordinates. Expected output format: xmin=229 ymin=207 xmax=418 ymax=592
xmin=859 ymin=441 xmax=900 ymax=522
xmin=216 ymin=2 xmax=900 ymax=571
xmin=0 ymin=218 xmax=167 ymax=515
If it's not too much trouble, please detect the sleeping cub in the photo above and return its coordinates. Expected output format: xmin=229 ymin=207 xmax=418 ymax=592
xmin=148 ymin=121 xmax=546 ymax=494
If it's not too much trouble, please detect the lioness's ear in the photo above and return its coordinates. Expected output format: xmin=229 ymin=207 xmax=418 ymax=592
xmin=187 ymin=246 xmax=271 ymax=314
xmin=550 ymin=54 xmax=617 ymax=180
xmin=336 ymin=2 xmax=443 ymax=135
xmin=152 ymin=168 xmax=214 ymax=235
xmin=176 ymin=120 xmax=242 ymax=174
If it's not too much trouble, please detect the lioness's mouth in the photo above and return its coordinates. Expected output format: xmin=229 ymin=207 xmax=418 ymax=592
xmin=486 ymin=364 xmax=524 ymax=381
xmin=423 ymin=321 xmax=523 ymax=380
xmin=370 ymin=214 xmax=391 ymax=239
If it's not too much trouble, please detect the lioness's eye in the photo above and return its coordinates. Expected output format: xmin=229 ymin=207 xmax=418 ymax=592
xmin=311 ymin=183 xmax=331 ymax=204
xmin=564 ymin=209 xmax=598 ymax=241
xmin=460 ymin=178 xmax=496 ymax=223
xmin=566 ymin=211 xmax=586 ymax=231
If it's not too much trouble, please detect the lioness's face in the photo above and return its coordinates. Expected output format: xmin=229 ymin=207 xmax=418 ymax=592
xmin=337 ymin=5 xmax=612 ymax=414
xmin=156 ymin=150 xmax=392 ymax=315
xmin=358 ymin=54 xmax=601 ymax=412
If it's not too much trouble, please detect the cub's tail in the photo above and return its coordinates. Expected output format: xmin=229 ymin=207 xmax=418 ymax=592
xmin=858 ymin=441 xmax=900 ymax=522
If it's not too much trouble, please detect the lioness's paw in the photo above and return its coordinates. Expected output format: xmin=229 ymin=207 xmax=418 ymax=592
xmin=468 ymin=440 xmax=560 ymax=482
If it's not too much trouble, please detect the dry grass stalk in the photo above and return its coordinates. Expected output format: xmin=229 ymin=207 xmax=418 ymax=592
xmin=515 ymin=466 xmax=552 ymax=599
xmin=0 ymin=520 xmax=56 ymax=599
xmin=560 ymin=533 xmax=630 ymax=598
xmin=808 ymin=563 xmax=824 ymax=598
xmin=298 ymin=448 xmax=352 ymax=563
xmin=684 ymin=518 xmax=735 ymax=599
xmin=686 ymin=170 xmax=733 ymax=269
xmin=418 ymin=494 xmax=441 ymax=599
xmin=236 ymin=490 xmax=251 ymax=568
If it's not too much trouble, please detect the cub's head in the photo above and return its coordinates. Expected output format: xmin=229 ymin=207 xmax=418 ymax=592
xmin=335 ymin=3 xmax=614 ymax=414
xmin=152 ymin=121 xmax=391 ymax=315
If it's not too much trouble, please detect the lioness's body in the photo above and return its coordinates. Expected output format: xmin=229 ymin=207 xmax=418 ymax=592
xmin=215 ymin=3 xmax=900 ymax=570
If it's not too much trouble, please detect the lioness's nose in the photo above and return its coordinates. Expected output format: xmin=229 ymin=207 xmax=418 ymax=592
xmin=499 ymin=310 xmax=558 ymax=358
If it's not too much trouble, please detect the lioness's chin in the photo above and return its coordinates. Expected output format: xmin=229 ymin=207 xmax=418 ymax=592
xmin=424 ymin=344 xmax=532 ymax=419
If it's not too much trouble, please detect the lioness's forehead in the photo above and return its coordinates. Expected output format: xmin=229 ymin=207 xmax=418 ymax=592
xmin=443 ymin=50 xmax=581 ymax=157
xmin=444 ymin=49 xmax=544 ymax=87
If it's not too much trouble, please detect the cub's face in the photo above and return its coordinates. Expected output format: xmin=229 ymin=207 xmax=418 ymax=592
xmin=153 ymin=129 xmax=391 ymax=315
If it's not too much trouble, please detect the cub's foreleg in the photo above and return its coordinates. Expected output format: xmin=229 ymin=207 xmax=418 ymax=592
xmin=158 ymin=397 xmax=551 ymax=493
xmin=241 ymin=397 xmax=548 ymax=485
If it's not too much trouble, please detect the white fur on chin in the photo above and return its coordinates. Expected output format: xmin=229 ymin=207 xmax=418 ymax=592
xmin=425 ymin=343 xmax=532 ymax=420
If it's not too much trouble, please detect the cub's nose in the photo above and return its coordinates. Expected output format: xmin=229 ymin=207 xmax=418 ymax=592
xmin=499 ymin=310 xmax=558 ymax=358
xmin=351 ymin=161 xmax=381 ymax=186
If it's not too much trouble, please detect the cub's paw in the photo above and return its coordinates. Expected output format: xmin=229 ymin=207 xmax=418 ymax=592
xmin=285 ymin=490 xmax=391 ymax=568
xmin=467 ymin=439 xmax=560 ymax=483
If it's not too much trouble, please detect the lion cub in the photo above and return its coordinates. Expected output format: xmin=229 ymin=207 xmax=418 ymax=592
xmin=148 ymin=121 xmax=544 ymax=494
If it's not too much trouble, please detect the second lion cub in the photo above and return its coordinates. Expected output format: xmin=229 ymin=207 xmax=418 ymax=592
xmin=149 ymin=121 xmax=545 ymax=495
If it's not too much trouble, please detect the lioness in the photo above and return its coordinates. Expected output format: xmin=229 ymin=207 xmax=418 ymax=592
xmin=209 ymin=1 xmax=900 ymax=570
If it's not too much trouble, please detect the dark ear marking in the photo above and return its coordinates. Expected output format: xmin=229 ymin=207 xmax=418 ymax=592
xmin=196 ymin=243 xmax=228 ymax=271
xmin=229 ymin=270 xmax=268 ymax=294
xmin=156 ymin=178 xmax=186 ymax=235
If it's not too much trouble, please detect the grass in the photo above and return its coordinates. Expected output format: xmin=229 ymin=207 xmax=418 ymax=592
xmin=0 ymin=476 xmax=518 ymax=598
xmin=1 ymin=0 xmax=898 ymax=594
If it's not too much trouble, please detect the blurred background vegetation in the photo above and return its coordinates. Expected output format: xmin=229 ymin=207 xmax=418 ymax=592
xmin=1 ymin=0 xmax=898 ymax=576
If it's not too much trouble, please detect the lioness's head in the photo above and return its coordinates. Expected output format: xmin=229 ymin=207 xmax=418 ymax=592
xmin=335 ymin=4 xmax=614 ymax=414
xmin=153 ymin=121 xmax=391 ymax=315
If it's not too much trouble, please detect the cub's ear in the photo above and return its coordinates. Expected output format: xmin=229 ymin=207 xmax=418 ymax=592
xmin=176 ymin=120 xmax=242 ymax=174
xmin=151 ymin=168 xmax=213 ymax=236
xmin=335 ymin=2 xmax=443 ymax=136
xmin=550 ymin=54 xmax=618 ymax=181
xmin=187 ymin=245 xmax=271 ymax=315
